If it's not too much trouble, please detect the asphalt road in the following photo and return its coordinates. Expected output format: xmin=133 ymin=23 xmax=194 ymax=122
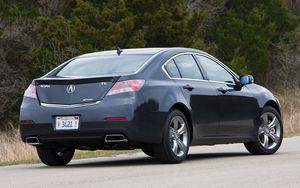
xmin=1 ymin=136 xmax=299 ymax=188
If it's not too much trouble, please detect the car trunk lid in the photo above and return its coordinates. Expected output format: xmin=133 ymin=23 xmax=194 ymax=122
xmin=35 ymin=76 xmax=119 ymax=105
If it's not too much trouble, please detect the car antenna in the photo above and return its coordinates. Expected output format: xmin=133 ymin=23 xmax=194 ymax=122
xmin=117 ymin=47 xmax=123 ymax=56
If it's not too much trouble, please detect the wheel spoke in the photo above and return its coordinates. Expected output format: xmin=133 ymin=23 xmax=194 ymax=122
xmin=177 ymin=124 xmax=185 ymax=135
xmin=262 ymin=134 xmax=269 ymax=148
xmin=269 ymin=132 xmax=280 ymax=144
xmin=261 ymin=114 xmax=268 ymax=127
xmin=258 ymin=127 xmax=264 ymax=135
xmin=173 ymin=118 xmax=179 ymax=130
xmin=169 ymin=129 xmax=173 ymax=139
xmin=172 ymin=139 xmax=178 ymax=153
xmin=176 ymin=138 xmax=186 ymax=151
xmin=268 ymin=117 xmax=277 ymax=129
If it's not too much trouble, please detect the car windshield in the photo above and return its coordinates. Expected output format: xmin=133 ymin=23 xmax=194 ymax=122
xmin=56 ymin=55 xmax=152 ymax=77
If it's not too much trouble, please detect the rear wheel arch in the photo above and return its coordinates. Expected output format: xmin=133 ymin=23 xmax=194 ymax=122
xmin=170 ymin=103 xmax=193 ymax=143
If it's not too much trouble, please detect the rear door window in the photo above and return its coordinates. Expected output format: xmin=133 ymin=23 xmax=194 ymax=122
xmin=173 ymin=55 xmax=203 ymax=80
xmin=196 ymin=55 xmax=235 ymax=83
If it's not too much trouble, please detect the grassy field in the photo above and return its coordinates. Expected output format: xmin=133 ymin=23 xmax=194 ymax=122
xmin=0 ymin=89 xmax=299 ymax=166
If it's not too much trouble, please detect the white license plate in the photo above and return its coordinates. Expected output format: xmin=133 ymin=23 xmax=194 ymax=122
xmin=55 ymin=116 xmax=79 ymax=130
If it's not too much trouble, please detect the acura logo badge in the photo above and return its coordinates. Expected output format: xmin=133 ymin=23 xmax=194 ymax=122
xmin=66 ymin=85 xmax=76 ymax=94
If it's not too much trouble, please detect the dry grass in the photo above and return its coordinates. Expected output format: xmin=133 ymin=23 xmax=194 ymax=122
xmin=276 ymin=88 xmax=300 ymax=136
xmin=0 ymin=130 xmax=38 ymax=165
xmin=0 ymin=89 xmax=299 ymax=165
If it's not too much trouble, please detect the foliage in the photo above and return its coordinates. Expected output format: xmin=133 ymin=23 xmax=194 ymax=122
xmin=0 ymin=0 xmax=38 ymax=23
xmin=27 ymin=0 xmax=207 ymax=78
xmin=204 ymin=0 xmax=299 ymax=81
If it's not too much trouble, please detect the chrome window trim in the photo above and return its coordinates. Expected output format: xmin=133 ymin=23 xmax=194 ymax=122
xmin=193 ymin=53 xmax=239 ymax=80
xmin=162 ymin=52 xmax=239 ymax=85
xmin=40 ymin=101 xmax=101 ymax=108
xmin=162 ymin=52 xmax=205 ymax=79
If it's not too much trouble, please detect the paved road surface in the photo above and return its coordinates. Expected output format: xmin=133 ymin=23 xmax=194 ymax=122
xmin=1 ymin=136 xmax=299 ymax=188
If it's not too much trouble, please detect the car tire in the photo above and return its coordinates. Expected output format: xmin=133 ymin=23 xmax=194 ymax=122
xmin=153 ymin=110 xmax=190 ymax=163
xmin=36 ymin=147 xmax=75 ymax=166
xmin=141 ymin=145 xmax=155 ymax=157
xmin=244 ymin=106 xmax=283 ymax=155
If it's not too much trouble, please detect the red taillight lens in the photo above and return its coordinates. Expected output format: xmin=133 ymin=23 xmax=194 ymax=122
xmin=20 ymin=120 xmax=34 ymax=125
xmin=24 ymin=84 xmax=37 ymax=99
xmin=106 ymin=80 xmax=145 ymax=96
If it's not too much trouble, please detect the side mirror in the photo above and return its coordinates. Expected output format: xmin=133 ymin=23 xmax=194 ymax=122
xmin=239 ymin=75 xmax=254 ymax=85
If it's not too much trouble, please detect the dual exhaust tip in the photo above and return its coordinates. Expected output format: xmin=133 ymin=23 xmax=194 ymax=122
xmin=25 ymin=137 xmax=41 ymax=145
xmin=104 ymin=134 xmax=128 ymax=143
xmin=25 ymin=134 xmax=128 ymax=145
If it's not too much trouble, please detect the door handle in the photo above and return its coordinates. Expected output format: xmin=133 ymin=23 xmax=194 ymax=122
xmin=217 ymin=87 xmax=228 ymax=94
xmin=183 ymin=84 xmax=194 ymax=91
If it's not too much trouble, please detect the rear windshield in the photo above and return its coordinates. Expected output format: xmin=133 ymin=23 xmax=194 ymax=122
xmin=56 ymin=55 xmax=152 ymax=77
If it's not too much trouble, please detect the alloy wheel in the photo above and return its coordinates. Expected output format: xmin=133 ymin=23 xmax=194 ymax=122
xmin=169 ymin=116 xmax=188 ymax=157
xmin=258 ymin=112 xmax=281 ymax=150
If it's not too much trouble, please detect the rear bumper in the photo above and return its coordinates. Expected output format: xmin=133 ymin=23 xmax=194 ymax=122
xmin=20 ymin=121 xmax=158 ymax=149
xmin=19 ymin=93 xmax=167 ymax=149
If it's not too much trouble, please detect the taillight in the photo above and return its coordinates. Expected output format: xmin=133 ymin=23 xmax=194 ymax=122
xmin=106 ymin=80 xmax=145 ymax=96
xmin=24 ymin=84 xmax=37 ymax=99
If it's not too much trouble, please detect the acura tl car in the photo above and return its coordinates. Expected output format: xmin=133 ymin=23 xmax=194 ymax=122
xmin=19 ymin=48 xmax=283 ymax=166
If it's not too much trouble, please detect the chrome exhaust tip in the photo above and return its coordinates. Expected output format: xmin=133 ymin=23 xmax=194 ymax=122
xmin=25 ymin=137 xmax=41 ymax=145
xmin=104 ymin=134 xmax=128 ymax=143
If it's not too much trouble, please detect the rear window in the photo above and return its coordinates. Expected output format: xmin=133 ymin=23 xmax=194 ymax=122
xmin=57 ymin=55 xmax=152 ymax=77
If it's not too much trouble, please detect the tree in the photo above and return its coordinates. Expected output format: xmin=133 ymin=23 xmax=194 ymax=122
xmin=204 ymin=0 xmax=298 ymax=81
xmin=27 ymin=0 xmax=146 ymax=78
xmin=128 ymin=0 xmax=206 ymax=47
xmin=0 ymin=0 xmax=38 ymax=128
xmin=27 ymin=0 xmax=208 ymax=78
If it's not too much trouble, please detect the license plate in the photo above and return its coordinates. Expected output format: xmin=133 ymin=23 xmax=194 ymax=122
xmin=55 ymin=116 xmax=79 ymax=130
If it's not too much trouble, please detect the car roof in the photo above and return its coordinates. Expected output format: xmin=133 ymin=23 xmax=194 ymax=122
xmin=79 ymin=48 xmax=167 ymax=57
xmin=78 ymin=47 xmax=208 ymax=58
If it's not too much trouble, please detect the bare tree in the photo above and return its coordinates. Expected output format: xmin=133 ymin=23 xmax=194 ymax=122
xmin=267 ymin=26 xmax=300 ymax=89
xmin=0 ymin=8 xmax=33 ymax=128
xmin=38 ymin=0 xmax=65 ymax=17
xmin=189 ymin=0 xmax=227 ymax=34
xmin=286 ymin=0 xmax=300 ymax=16
xmin=0 ymin=50 xmax=28 ymax=122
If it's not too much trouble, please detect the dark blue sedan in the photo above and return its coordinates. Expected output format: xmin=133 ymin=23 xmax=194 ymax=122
xmin=20 ymin=48 xmax=283 ymax=166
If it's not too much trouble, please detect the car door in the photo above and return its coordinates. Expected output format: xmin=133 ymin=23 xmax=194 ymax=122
xmin=164 ymin=54 xmax=219 ymax=138
xmin=195 ymin=54 xmax=259 ymax=137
